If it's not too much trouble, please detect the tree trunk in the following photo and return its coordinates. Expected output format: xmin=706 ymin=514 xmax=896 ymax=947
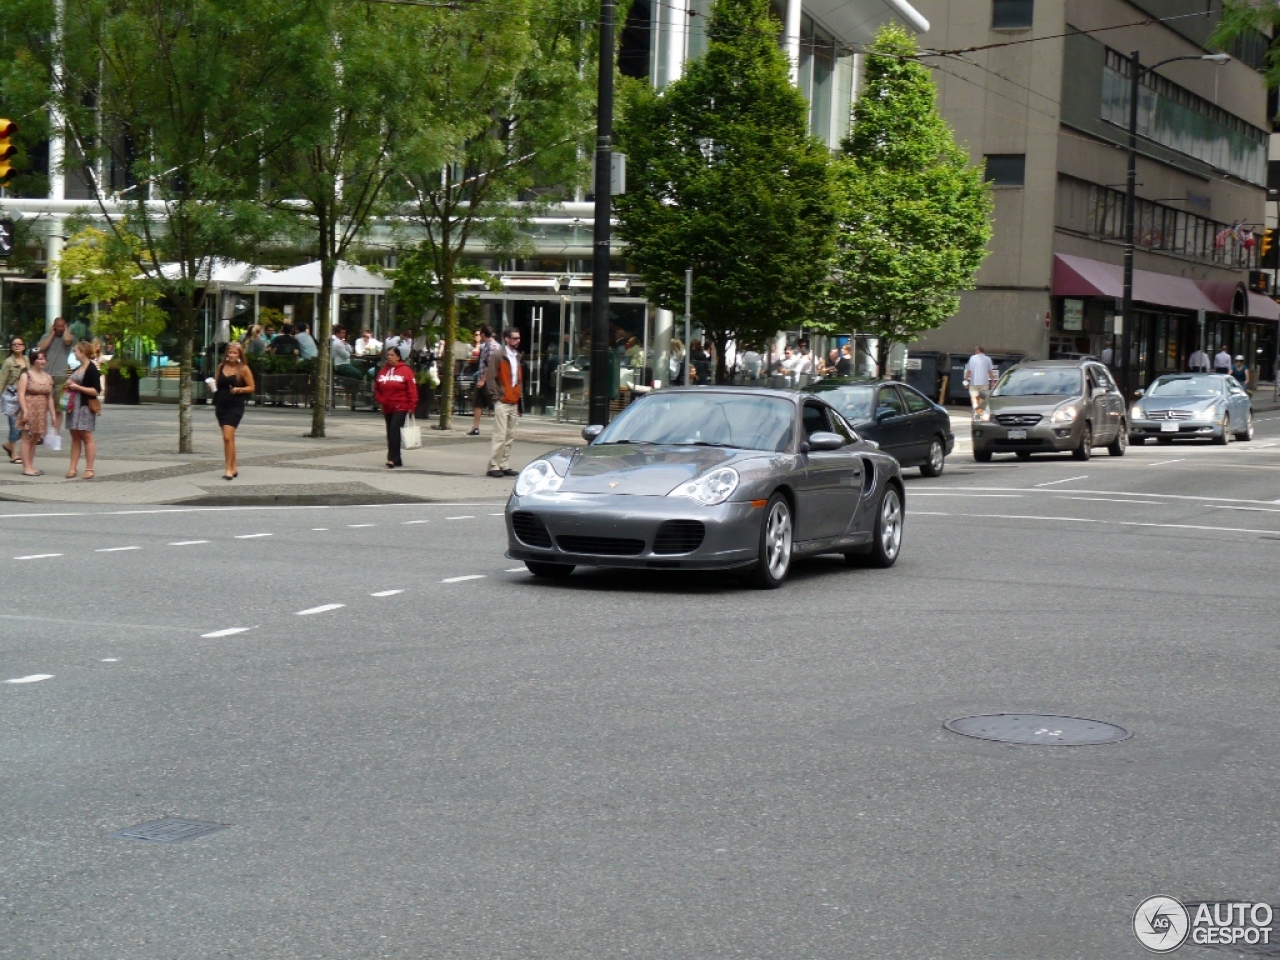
xmin=311 ymin=257 xmax=335 ymax=438
xmin=437 ymin=254 xmax=456 ymax=431
xmin=178 ymin=305 xmax=195 ymax=454
xmin=877 ymin=333 xmax=893 ymax=379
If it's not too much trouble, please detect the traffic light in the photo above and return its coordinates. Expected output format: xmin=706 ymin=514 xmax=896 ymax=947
xmin=1261 ymin=227 xmax=1279 ymax=269
xmin=0 ymin=118 xmax=15 ymax=185
xmin=1249 ymin=270 xmax=1270 ymax=294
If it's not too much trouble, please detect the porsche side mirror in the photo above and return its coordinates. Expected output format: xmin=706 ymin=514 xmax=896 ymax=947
xmin=806 ymin=431 xmax=845 ymax=452
xmin=582 ymin=424 xmax=604 ymax=443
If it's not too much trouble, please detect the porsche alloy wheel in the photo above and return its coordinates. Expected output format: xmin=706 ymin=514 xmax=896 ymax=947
xmin=748 ymin=494 xmax=793 ymax=589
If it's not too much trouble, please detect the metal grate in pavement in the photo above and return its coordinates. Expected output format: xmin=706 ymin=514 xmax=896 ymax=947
xmin=109 ymin=818 xmax=227 ymax=844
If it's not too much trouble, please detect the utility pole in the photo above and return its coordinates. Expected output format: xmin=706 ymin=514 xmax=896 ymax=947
xmin=684 ymin=268 xmax=692 ymax=386
xmin=587 ymin=0 xmax=616 ymax=426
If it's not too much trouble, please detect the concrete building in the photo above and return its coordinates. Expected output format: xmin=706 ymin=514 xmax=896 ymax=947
xmin=908 ymin=0 xmax=1278 ymax=386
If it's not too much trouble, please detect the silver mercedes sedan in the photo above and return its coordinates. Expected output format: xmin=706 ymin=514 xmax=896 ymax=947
xmin=1129 ymin=374 xmax=1254 ymax=445
xmin=504 ymin=388 xmax=906 ymax=589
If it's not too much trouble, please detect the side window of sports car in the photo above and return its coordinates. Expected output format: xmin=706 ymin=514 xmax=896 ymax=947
xmin=827 ymin=408 xmax=856 ymax=443
xmin=802 ymin=402 xmax=828 ymax=438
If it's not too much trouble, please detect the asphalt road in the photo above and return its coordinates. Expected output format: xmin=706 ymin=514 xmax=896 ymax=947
xmin=4 ymin=415 xmax=1280 ymax=959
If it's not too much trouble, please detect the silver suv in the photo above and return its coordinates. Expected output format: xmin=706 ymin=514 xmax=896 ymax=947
xmin=971 ymin=359 xmax=1127 ymax=462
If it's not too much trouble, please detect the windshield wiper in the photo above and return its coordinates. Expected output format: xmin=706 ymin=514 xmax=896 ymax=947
xmin=597 ymin=439 xmax=656 ymax=445
xmin=682 ymin=441 xmax=737 ymax=449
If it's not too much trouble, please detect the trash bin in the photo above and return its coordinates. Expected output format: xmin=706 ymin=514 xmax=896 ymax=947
xmin=904 ymin=351 xmax=947 ymax=402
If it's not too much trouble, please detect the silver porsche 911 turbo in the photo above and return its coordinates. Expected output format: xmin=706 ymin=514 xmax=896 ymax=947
xmin=504 ymin=387 xmax=906 ymax=588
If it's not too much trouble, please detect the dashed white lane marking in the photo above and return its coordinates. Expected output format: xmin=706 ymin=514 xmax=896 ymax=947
xmin=505 ymin=567 xmax=527 ymax=573
xmin=402 ymin=520 xmax=428 ymax=525
xmin=201 ymin=627 xmax=253 ymax=638
xmin=96 ymin=546 xmax=140 ymax=553
xmin=348 ymin=524 xmax=376 ymax=528
xmin=297 ymin=603 xmax=345 ymax=616
xmin=914 ymin=511 xmax=1277 ymax=537
xmin=1068 ymin=497 xmax=1157 ymax=505
xmin=312 ymin=528 xmax=329 ymax=531
xmin=101 ymin=658 xmax=119 ymax=662
xmin=370 ymin=590 xmax=403 ymax=597
xmin=14 ymin=553 xmax=62 ymax=560
xmin=441 ymin=574 xmax=486 ymax=583
xmin=1210 ymin=505 xmax=1280 ymax=514
xmin=1147 ymin=459 xmax=1186 ymax=467
xmin=235 ymin=533 xmax=273 ymax=539
xmin=932 ymin=486 xmax=1280 ymax=507
xmin=910 ymin=492 xmax=1022 ymax=498
xmin=169 ymin=540 xmax=209 ymax=546
xmin=1034 ymin=475 xmax=1089 ymax=487
xmin=446 ymin=516 xmax=475 ymax=520
xmin=911 ymin=511 xmax=951 ymax=516
xmin=5 ymin=674 xmax=53 ymax=684
xmin=489 ymin=513 xmax=505 ymax=516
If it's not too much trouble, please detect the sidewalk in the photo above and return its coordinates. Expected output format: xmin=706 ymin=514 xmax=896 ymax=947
xmin=0 ymin=405 xmax=588 ymax=506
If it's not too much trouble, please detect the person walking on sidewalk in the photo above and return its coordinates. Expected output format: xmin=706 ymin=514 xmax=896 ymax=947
xmin=373 ymin=347 xmax=418 ymax=468
xmin=1213 ymin=345 xmax=1232 ymax=375
xmin=1 ymin=335 xmax=29 ymax=463
xmin=213 ymin=341 xmax=255 ymax=480
xmin=468 ymin=325 xmax=497 ymax=436
xmin=64 ymin=340 xmax=103 ymax=480
xmin=37 ymin=317 xmax=74 ymax=434
xmin=1188 ymin=346 xmax=1210 ymax=373
xmin=963 ymin=346 xmax=996 ymax=415
xmin=485 ymin=327 xmax=523 ymax=478
xmin=16 ymin=350 xmax=53 ymax=477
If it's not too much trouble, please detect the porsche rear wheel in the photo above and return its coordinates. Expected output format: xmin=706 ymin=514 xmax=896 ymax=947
xmin=847 ymin=484 xmax=903 ymax=569
xmin=747 ymin=493 xmax=792 ymax=589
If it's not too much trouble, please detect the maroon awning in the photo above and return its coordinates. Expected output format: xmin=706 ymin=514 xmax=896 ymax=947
xmin=1052 ymin=254 xmax=1220 ymax=314
xmin=1247 ymin=292 xmax=1280 ymax=321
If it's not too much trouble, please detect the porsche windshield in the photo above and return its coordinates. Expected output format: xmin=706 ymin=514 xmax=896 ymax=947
xmin=1147 ymin=376 xmax=1226 ymax=398
xmin=596 ymin=393 xmax=796 ymax=452
xmin=993 ymin=368 xmax=1083 ymax=397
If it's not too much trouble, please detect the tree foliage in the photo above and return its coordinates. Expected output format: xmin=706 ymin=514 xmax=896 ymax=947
xmin=53 ymin=226 xmax=168 ymax=344
xmin=824 ymin=26 xmax=991 ymax=373
xmin=615 ymin=0 xmax=835 ymax=381
xmin=1211 ymin=3 xmax=1279 ymax=88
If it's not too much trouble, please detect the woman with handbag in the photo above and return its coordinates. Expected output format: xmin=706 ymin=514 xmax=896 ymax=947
xmin=1 ymin=334 xmax=29 ymax=463
xmin=213 ymin=341 xmax=255 ymax=481
xmin=64 ymin=340 xmax=103 ymax=479
xmin=373 ymin=346 xmax=418 ymax=468
xmin=15 ymin=349 xmax=53 ymax=477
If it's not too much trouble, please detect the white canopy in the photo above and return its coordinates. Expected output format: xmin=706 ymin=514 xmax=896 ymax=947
xmin=255 ymin=260 xmax=391 ymax=295
xmin=144 ymin=259 xmax=274 ymax=289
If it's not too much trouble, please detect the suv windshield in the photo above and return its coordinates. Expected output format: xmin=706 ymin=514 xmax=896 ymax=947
xmin=596 ymin=393 xmax=796 ymax=452
xmin=993 ymin=368 xmax=1083 ymax=397
xmin=1147 ymin=376 xmax=1225 ymax=398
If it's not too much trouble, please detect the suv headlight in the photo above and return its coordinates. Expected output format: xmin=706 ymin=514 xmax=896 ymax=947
xmin=1050 ymin=406 xmax=1078 ymax=424
xmin=1130 ymin=404 xmax=1144 ymax=420
xmin=514 ymin=459 xmax=563 ymax=496
xmin=668 ymin=466 xmax=739 ymax=506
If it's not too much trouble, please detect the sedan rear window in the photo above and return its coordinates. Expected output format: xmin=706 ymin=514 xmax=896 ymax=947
xmin=596 ymin=393 xmax=796 ymax=452
xmin=994 ymin=368 xmax=1082 ymax=397
xmin=824 ymin=385 xmax=875 ymax=421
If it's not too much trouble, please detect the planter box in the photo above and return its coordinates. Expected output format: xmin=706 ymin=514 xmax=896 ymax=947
xmin=104 ymin=369 xmax=141 ymax=405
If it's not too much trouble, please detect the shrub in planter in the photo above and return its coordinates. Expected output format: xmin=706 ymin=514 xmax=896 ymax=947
xmin=102 ymin=358 xmax=146 ymax=405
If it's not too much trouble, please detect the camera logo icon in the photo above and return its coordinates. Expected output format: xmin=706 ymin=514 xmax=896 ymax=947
xmin=1134 ymin=896 xmax=1190 ymax=953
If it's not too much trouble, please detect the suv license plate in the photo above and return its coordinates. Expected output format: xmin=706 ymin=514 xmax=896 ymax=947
xmin=1160 ymin=423 xmax=1178 ymax=433
xmin=1007 ymin=429 xmax=1027 ymax=440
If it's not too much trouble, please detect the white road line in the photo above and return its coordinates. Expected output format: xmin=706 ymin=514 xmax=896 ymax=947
xmin=489 ymin=512 xmax=505 ymax=516
xmin=1209 ymin=505 xmax=1280 ymax=514
xmin=1068 ymin=497 xmax=1158 ymax=505
xmin=13 ymin=553 xmax=62 ymax=560
xmin=441 ymin=574 xmax=486 ymax=583
xmin=96 ymin=546 xmax=141 ymax=553
xmin=1147 ymin=459 xmax=1186 ymax=467
xmin=402 ymin=519 xmax=429 ymax=524
xmin=201 ymin=627 xmax=253 ymax=638
xmin=169 ymin=540 xmax=209 ymax=546
xmin=446 ymin=516 xmax=475 ymax=520
xmin=348 ymin=523 xmax=376 ymax=528
xmin=311 ymin=528 xmax=329 ymax=531
xmin=505 ymin=567 xmax=527 ymax=573
xmin=297 ymin=603 xmax=345 ymax=616
xmin=1034 ymin=475 xmax=1089 ymax=487
xmin=5 ymin=674 xmax=53 ymax=684
xmin=370 ymin=590 xmax=403 ymax=597
xmin=926 ymin=486 xmax=1280 ymax=507
xmin=101 ymin=658 xmax=119 ymax=662
xmin=910 ymin=492 xmax=1023 ymax=498
xmin=235 ymin=533 xmax=272 ymax=539
xmin=922 ymin=510 xmax=1278 ymax=537
xmin=911 ymin=511 xmax=952 ymax=516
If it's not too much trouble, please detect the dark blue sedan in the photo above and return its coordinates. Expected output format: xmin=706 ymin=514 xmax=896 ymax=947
xmin=803 ymin=378 xmax=955 ymax=477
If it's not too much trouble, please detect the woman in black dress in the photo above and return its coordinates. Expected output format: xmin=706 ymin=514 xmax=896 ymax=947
xmin=213 ymin=341 xmax=255 ymax=480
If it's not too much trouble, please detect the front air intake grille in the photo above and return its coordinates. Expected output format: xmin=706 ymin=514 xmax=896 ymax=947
xmin=995 ymin=414 xmax=1042 ymax=426
xmin=1148 ymin=408 xmax=1194 ymax=421
xmin=511 ymin=512 xmax=553 ymax=549
xmin=556 ymin=535 xmax=645 ymax=556
xmin=652 ymin=520 xmax=705 ymax=555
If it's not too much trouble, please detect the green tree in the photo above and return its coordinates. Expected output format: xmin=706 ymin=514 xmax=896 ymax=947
xmin=1211 ymin=4 xmax=1278 ymax=87
xmin=6 ymin=0 xmax=313 ymax=452
xmin=824 ymin=25 xmax=992 ymax=375
xmin=52 ymin=226 xmax=168 ymax=346
xmin=395 ymin=0 xmax=596 ymax=428
xmin=614 ymin=0 xmax=835 ymax=382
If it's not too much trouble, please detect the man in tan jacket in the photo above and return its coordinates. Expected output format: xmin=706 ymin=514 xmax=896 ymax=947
xmin=484 ymin=328 xmax=523 ymax=478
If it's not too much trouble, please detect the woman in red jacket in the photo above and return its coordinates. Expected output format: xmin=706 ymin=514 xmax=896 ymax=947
xmin=373 ymin=347 xmax=419 ymax=468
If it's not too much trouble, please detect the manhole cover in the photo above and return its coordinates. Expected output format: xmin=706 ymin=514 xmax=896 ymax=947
xmin=109 ymin=818 xmax=226 ymax=843
xmin=944 ymin=713 xmax=1130 ymax=746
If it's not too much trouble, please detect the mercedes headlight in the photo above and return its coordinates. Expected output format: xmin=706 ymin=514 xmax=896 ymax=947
xmin=514 ymin=459 xmax=563 ymax=496
xmin=1050 ymin=406 xmax=1079 ymax=424
xmin=1196 ymin=404 xmax=1223 ymax=423
xmin=668 ymin=466 xmax=739 ymax=506
xmin=1130 ymin=404 xmax=1144 ymax=420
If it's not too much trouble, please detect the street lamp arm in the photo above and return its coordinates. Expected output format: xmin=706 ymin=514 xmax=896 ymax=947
xmin=1137 ymin=52 xmax=1231 ymax=78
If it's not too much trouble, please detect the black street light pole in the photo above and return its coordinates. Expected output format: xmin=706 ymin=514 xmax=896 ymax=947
xmin=588 ymin=0 xmax=617 ymax=427
xmin=1120 ymin=50 xmax=1230 ymax=400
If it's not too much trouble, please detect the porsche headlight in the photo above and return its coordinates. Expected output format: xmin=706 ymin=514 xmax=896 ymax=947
xmin=668 ymin=466 xmax=740 ymax=506
xmin=514 ymin=459 xmax=563 ymax=496
xmin=1050 ymin=406 xmax=1078 ymax=424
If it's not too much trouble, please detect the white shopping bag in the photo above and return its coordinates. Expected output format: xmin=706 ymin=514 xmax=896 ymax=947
xmin=44 ymin=428 xmax=62 ymax=452
xmin=400 ymin=414 xmax=422 ymax=450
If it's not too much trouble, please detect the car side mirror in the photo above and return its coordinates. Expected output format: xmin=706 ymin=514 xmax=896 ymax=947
xmin=582 ymin=424 xmax=604 ymax=443
xmin=1092 ymin=386 xmax=1108 ymax=398
xmin=1134 ymin=388 xmax=1145 ymax=398
xmin=806 ymin=431 xmax=845 ymax=452
xmin=875 ymin=406 xmax=896 ymax=423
